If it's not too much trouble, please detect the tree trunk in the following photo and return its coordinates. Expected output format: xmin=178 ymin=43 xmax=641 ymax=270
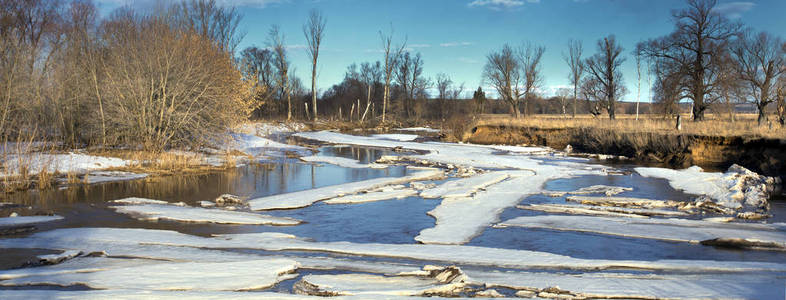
xmin=311 ymin=65 xmax=318 ymax=121
xmin=757 ymin=104 xmax=767 ymax=125
xmin=382 ymin=84 xmax=388 ymax=123
xmin=572 ymin=86 xmax=577 ymax=118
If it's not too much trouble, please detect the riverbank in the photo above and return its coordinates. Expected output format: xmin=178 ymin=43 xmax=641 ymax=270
xmin=0 ymin=122 xmax=311 ymax=193
xmin=462 ymin=115 xmax=786 ymax=178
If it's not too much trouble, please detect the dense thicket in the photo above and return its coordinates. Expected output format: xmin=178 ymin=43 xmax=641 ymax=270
xmin=0 ymin=0 xmax=251 ymax=150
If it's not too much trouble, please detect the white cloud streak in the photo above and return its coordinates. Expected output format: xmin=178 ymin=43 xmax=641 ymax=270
xmin=440 ymin=41 xmax=473 ymax=47
xmin=712 ymin=2 xmax=755 ymax=19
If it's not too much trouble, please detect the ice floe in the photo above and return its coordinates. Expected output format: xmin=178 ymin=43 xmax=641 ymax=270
xmin=371 ymin=134 xmax=420 ymax=141
xmin=229 ymin=132 xmax=311 ymax=158
xmin=635 ymin=164 xmax=780 ymax=211
xmin=419 ymin=171 xmax=510 ymax=199
xmin=110 ymin=197 xmax=300 ymax=225
xmin=396 ymin=127 xmax=440 ymax=133
xmin=294 ymin=131 xmax=569 ymax=170
xmin=300 ymin=155 xmax=386 ymax=169
xmin=0 ymin=259 xmax=298 ymax=291
xmin=248 ymin=167 xmax=443 ymax=210
xmin=324 ymin=188 xmax=417 ymax=204
xmin=566 ymin=195 xmax=680 ymax=208
xmin=4 ymin=228 xmax=786 ymax=273
xmin=416 ymin=172 xmax=546 ymax=244
xmin=294 ymin=270 xmax=465 ymax=297
xmin=497 ymin=215 xmax=786 ymax=250
xmin=472 ymin=269 xmax=784 ymax=299
xmin=518 ymin=203 xmax=689 ymax=218
xmin=543 ymin=185 xmax=633 ymax=197
xmin=0 ymin=215 xmax=63 ymax=227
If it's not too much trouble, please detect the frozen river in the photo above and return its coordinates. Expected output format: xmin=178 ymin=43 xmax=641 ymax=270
xmin=1 ymin=129 xmax=785 ymax=299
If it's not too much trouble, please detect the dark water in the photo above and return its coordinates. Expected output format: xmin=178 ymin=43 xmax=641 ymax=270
xmin=1 ymin=145 xmax=785 ymax=270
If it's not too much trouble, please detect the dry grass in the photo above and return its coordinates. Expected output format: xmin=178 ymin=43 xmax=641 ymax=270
xmin=92 ymin=150 xmax=236 ymax=176
xmin=474 ymin=113 xmax=785 ymax=139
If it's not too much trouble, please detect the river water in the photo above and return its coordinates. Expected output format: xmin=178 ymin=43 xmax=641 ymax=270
xmin=1 ymin=132 xmax=785 ymax=298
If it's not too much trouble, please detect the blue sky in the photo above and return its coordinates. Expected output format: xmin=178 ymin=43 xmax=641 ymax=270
xmin=97 ymin=0 xmax=786 ymax=101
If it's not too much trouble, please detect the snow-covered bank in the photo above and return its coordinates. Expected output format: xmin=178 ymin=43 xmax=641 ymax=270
xmin=248 ymin=167 xmax=443 ymax=210
xmin=110 ymin=197 xmax=300 ymax=225
xmin=1 ymin=152 xmax=132 ymax=177
xmin=636 ymin=164 xmax=780 ymax=212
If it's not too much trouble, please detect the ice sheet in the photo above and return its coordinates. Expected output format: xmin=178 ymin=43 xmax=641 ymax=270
xmin=300 ymin=156 xmax=386 ymax=169
xmin=416 ymin=172 xmax=545 ymax=244
xmin=111 ymin=197 xmax=300 ymax=225
xmin=371 ymin=134 xmax=419 ymax=141
xmin=635 ymin=164 xmax=779 ymax=210
xmin=497 ymin=215 xmax=786 ymax=249
xmin=419 ymin=172 xmax=510 ymax=199
xmin=248 ymin=168 xmax=443 ymax=210
xmin=0 ymin=215 xmax=63 ymax=227
xmin=3 ymin=228 xmax=786 ymax=273
xmin=324 ymin=189 xmax=417 ymax=204
xmin=518 ymin=204 xmax=689 ymax=218
xmin=0 ymin=259 xmax=298 ymax=291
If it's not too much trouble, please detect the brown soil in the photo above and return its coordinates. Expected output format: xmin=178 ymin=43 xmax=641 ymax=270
xmin=466 ymin=124 xmax=786 ymax=178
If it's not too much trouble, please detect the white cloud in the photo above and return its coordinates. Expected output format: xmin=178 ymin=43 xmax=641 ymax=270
xmin=467 ymin=0 xmax=526 ymax=10
xmin=440 ymin=41 xmax=474 ymax=47
xmin=458 ymin=57 xmax=480 ymax=64
xmin=712 ymin=2 xmax=755 ymax=19
xmin=409 ymin=44 xmax=432 ymax=48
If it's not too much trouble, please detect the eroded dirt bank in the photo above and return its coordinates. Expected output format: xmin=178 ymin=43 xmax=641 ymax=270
xmin=466 ymin=125 xmax=786 ymax=178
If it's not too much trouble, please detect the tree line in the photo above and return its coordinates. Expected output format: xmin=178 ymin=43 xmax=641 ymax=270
xmin=3 ymin=0 xmax=784 ymax=153
xmin=483 ymin=0 xmax=786 ymax=124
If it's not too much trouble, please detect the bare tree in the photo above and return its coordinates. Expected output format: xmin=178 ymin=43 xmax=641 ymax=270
xmin=303 ymin=9 xmax=326 ymax=121
xmin=269 ymin=25 xmax=291 ymax=120
xmin=172 ymin=0 xmax=245 ymax=54
xmin=581 ymin=78 xmax=604 ymax=117
xmin=359 ymin=61 xmax=382 ymax=121
xmin=435 ymin=73 xmax=452 ymax=119
xmin=396 ymin=51 xmax=424 ymax=119
xmin=637 ymin=0 xmax=741 ymax=121
xmin=731 ymin=31 xmax=786 ymax=125
xmin=519 ymin=42 xmax=545 ymax=116
xmin=239 ymin=46 xmax=275 ymax=118
xmin=557 ymin=88 xmax=571 ymax=116
xmin=651 ymin=57 xmax=682 ymax=116
xmin=563 ymin=39 xmax=584 ymax=118
xmin=484 ymin=44 xmax=522 ymax=118
xmin=472 ymin=86 xmax=487 ymax=114
xmin=379 ymin=26 xmax=406 ymax=123
xmin=101 ymin=11 xmax=251 ymax=149
xmin=585 ymin=35 xmax=626 ymax=120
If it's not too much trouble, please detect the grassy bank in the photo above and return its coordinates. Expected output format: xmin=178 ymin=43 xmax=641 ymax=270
xmin=462 ymin=114 xmax=786 ymax=177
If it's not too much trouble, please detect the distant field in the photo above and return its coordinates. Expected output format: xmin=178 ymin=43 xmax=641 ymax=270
xmin=474 ymin=113 xmax=785 ymax=139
